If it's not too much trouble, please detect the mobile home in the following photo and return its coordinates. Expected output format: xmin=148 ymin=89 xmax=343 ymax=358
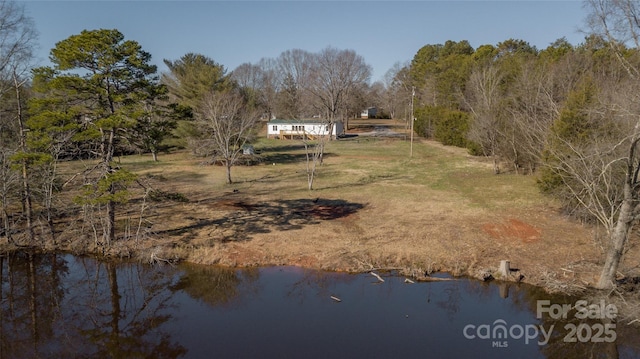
xmin=267 ymin=119 xmax=344 ymax=140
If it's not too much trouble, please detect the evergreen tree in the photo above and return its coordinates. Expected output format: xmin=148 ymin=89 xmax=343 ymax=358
xmin=30 ymin=29 xmax=163 ymax=245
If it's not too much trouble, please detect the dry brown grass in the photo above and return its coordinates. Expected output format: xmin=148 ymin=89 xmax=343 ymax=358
xmin=13 ymin=133 xmax=640 ymax=298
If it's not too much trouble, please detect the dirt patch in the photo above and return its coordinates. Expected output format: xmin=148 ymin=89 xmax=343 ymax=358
xmin=212 ymin=199 xmax=257 ymax=212
xmin=482 ymin=218 xmax=542 ymax=244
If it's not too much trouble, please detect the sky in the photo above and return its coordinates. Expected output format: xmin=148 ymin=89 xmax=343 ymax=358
xmin=23 ymin=1 xmax=589 ymax=82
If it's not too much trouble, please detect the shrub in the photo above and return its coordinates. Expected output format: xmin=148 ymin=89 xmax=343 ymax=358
xmin=415 ymin=105 xmax=474 ymax=150
xmin=434 ymin=110 xmax=470 ymax=147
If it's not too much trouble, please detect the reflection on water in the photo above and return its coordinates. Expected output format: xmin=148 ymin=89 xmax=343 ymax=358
xmin=0 ymin=253 xmax=639 ymax=358
xmin=172 ymin=264 xmax=259 ymax=308
xmin=0 ymin=252 xmax=186 ymax=358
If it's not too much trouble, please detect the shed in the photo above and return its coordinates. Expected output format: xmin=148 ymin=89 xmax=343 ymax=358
xmin=360 ymin=107 xmax=377 ymax=119
xmin=242 ymin=145 xmax=255 ymax=155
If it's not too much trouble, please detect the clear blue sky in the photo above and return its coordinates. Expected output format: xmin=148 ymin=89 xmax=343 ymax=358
xmin=23 ymin=1 xmax=589 ymax=82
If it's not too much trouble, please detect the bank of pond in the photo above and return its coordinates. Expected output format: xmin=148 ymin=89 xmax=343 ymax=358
xmin=0 ymin=252 xmax=638 ymax=358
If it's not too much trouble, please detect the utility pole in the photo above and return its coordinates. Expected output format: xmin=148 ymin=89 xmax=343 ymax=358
xmin=410 ymin=86 xmax=415 ymax=158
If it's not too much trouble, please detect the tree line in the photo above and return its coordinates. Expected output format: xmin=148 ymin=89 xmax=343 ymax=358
xmin=386 ymin=0 xmax=640 ymax=289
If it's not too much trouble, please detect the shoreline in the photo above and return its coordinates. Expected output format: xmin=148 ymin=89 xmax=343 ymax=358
xmin=2 ymin=232 xmax=640 ymax=325
xmin=2 ymin=138 xmax=639 ymax=323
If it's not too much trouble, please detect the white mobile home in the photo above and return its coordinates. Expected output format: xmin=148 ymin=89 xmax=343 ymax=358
xmin=267 ymin=119 xmax=344 ymax=140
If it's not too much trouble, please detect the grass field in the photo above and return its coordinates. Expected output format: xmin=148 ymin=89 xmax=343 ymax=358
xmin=57 ymin=129 xmax=634 ymax=294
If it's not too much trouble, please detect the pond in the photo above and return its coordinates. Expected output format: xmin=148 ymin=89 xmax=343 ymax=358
xmin=0 ymin=253 xmax=639 ymax=358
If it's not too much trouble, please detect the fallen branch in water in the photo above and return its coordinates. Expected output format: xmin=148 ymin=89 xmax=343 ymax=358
xmin=149 ymin=251 xmax=176 ymax=266
xmin=330 ymin=295 xmax=342 ymax=302
xmin=371 ymin=272 xmax=385 ymax=282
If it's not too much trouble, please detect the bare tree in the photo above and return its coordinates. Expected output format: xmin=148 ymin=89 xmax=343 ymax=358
xmin=232 ymin=63 xmax=261 ymax=92
xmin=196 ymin=91 xmax=259 ymax=184
xmin=465 ymin=63 xmax=506 ymax=173
xmin=302 ymin=133 xmax=325 ymax=191
xmin=0 ymin=0 xmax=36 ymax=95
xmin=543 ymin=76 xmax=636 ymax=289
xmin=257 ymin=57 xmax=279 ymax=119
xmin=572 ymin=0 xmax=640 ymax=289
xmin=0 ymin=88 xmax=20 ymax=243
xmin=307 ymin=47 xmax=372 ymax=126
xmin=13 ymin=72 xmax=33 ymax=241
xmin=276 ymin=72 xmax=301 ymax=119
xmin=506 ymin=62 xmax=559 ymax=175
xmin=0 ymin=0 xmax=37 ymax=243
xmin=506 ymin=45 xmax=592 ymax=176
xmin=276 ymin=49 xmax=314 ymax=118
xmin=232 ymin=58 xmax=280 ymax=120
xmin=382 ymin=62 xmax=412 ymax=121
xmin=257 ymin=48 xmax=373 ymax=190
xmin=303 ymin=48 xmax=371 ymax=189
xmin=344 ymin=81 xmax=369 ymax=129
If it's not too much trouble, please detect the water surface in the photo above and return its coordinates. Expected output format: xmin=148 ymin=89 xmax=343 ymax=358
xmin=1 ymin=253 xmax=638 ymax=358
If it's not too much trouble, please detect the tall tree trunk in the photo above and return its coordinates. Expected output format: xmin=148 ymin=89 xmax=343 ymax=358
xmin=225 ymin=161 xmax=232 ymax=184
xmin=105 ymin=129 xmax=116 ymax=245
xmin=1 ymin=152 xmax=11 ymax=243
xmin=597 ymin=193 xmax=634 ymax=289
xmin=42 ymin=160 xmax=57 ymax=244
xmin=598 ymin=138 xmax=640 ymax=289
xmin=1 ymin=206 xmax=11 ymax=244
xmin=304 ymin=142 xmax=315 ymax=190
xmin=491 ymin=146 xmax=500 ymax=175
xmin=106 ymin=197 xmax=115 ymax=247
xmin=20 ymin=159 xmax=33 ymax=242
xmin=14 ymin=73 xmax=33 ymax=242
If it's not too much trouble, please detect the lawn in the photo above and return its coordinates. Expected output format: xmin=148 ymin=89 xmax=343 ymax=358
xmin=74 ymin=134 xmax=620 ymax=294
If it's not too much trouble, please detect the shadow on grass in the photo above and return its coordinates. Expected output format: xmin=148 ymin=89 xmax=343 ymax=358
xmin=260 ymin=152 xmax=335 ymax=165
xmin=338 ymin=134 xmax=359 ymax=139
xmin=169 ymin=170 xmax=210 ymax=182
xmin=159 ymin=197 xmax=365 ymax=242
xmin=258 ymin=144 xmax=307 ymax=153
xmin=260 ymin=153 xmax=308 ymax=165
